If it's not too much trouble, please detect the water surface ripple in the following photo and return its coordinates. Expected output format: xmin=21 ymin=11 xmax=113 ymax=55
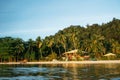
xmin=0 ymin=64 xmax=120 ymax=80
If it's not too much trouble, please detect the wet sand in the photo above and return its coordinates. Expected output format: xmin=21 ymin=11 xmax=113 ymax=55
xmin=0 ymin=60 xmax=120 ymax=65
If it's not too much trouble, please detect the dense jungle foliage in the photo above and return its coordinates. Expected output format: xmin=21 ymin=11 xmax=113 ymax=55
xmin=0 ymin=18 xmax=120 ymax=62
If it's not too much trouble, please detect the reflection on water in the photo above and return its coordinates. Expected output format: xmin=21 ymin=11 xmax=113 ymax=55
xmin=0 ymin=64 xmax=120 ymax=80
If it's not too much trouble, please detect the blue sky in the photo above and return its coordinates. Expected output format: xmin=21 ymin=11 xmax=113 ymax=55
xmin=0 ymin=0 xmax=120 ymax=41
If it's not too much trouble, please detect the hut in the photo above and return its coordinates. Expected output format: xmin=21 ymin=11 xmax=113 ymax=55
xmin=104 ymin=53 xmax=116 ymax=60
xmin=62 ymin=49 xmax=78 ymax=61
xmin=62 ymin=49 xmax=90 ymax=61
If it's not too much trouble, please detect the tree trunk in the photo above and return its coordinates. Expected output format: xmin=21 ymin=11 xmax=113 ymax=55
xmin=40 ymin=49 xmax=42 ymax=60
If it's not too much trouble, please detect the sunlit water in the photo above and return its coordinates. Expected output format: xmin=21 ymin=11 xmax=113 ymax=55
xmin=0 ymin=63 xmax=120 ymax=80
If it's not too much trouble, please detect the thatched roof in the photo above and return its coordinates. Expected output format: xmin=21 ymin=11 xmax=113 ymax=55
xmin=63 ymin=49 xmax=88 ymax=54
xmin=64 ymin=49 xmax=78 ymax=54
xmin=104 ymin=53 xmax=116 ymax=56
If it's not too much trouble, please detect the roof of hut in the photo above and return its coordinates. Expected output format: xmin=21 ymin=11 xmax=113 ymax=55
xmin=64 ymin=49 xmax=78 ymax=54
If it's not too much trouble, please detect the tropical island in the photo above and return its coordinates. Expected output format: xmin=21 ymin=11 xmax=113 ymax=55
xmin=0 ymin=18 xmax=120 ymax=63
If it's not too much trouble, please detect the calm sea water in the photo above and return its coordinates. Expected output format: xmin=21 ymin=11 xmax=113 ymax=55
xmin=0 ymin=63 xmax=120 ymax=80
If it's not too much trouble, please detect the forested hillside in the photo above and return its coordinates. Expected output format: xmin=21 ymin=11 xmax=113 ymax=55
xmin=0 ymin=18 xmax=120 ymax=62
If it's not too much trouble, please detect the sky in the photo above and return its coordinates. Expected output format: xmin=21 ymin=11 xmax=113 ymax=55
xmin=0 ymin=0 xmax=120 ymax=41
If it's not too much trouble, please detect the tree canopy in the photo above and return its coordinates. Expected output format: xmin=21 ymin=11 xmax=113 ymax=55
xmin=0 ymin=18 xmax=120 ymax=62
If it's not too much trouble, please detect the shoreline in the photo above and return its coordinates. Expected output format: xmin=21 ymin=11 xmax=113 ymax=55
xmin=0 ymin=60 xmax=120 ymax=65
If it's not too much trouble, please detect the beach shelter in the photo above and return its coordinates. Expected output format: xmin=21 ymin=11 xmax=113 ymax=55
xmin=63 ymin=49 xmax=78 ymax=61
xmin=104 ymin=53 xmax=116 ymax=60
xmin=104 ymin=53 xmax=116 ymax=56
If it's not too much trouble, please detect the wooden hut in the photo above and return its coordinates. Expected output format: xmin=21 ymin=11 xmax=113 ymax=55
xmin=63 ymin=49 xmax=78 ymax=61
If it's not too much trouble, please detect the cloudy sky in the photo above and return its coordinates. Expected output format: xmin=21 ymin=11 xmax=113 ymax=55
xmin=0 ymin=0 xmax=120 ymax=41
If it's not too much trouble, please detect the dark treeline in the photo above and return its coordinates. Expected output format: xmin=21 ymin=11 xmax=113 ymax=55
xmin=0 ymin=18 xmax=120 ymax=62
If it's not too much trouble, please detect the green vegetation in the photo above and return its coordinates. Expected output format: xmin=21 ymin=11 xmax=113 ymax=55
xmin=0 ymin=18 xmax=120 ymax=62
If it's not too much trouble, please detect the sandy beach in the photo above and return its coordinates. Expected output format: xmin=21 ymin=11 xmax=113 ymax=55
xmin=0 ymin=60 xmax=120 ymax=65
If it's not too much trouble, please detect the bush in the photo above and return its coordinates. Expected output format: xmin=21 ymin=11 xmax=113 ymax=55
xmin=47 ymin=52 xmax=57 ymax=61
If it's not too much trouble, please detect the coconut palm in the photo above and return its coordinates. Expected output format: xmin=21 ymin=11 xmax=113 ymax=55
xmin=89 ymin=34 xmax=105 ymax=59
xmin=25 ymin=39 xmax=36 ymax=61
xmin=13 ymin=38 xmax=25 ymax=62
xmin=36 ymin=36 xmax=43 ymax=60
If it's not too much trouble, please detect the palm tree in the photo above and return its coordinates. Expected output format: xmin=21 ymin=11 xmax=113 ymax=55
xmin=46 ymin=37 xmax=54 ymax=54
xmin=89 ymin=34 xmax=105 ymax=59
xmin=36 ymin=36 xmax=43 ymax=60
xmin=60 ymin=34 xmax=67 ymax=52
xmin=13 ymin=38 xmax=25 ymax=62
xmin=14 ymin=44 xmax=24 ymax=61
xmin=54 ymin=36 xmax=63 ymax=57
xmin=25 ymin=39 xmax=36 ymax=61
